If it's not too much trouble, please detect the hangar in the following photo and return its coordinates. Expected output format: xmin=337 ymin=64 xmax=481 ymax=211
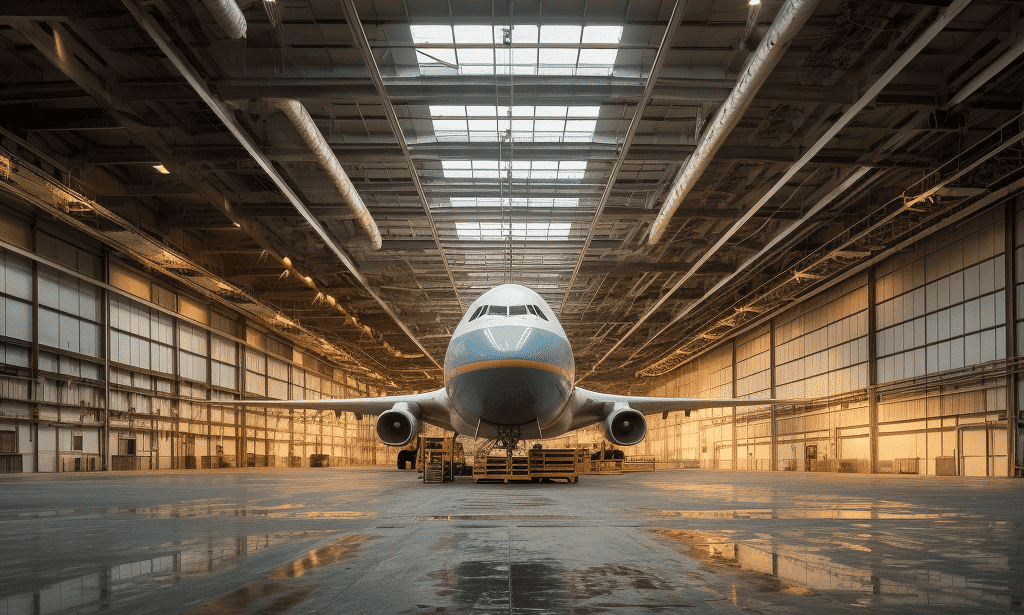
xmin=1 ymin=0 xmax=1023 ymax=612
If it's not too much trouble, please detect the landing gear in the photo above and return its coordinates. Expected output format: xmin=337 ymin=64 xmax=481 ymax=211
xmin=497 ymin=425 xmax=522 ymax=456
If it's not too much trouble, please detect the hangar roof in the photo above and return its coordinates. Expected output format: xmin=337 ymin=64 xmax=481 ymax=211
xmin=1 ymin=0 xmax=1022 ymax=391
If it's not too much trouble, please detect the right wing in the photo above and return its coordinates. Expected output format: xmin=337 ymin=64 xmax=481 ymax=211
xmin=204 ymin=387 xmax=455 ymax=431
xmin=568 ymin=386 xmax=799 ymax=431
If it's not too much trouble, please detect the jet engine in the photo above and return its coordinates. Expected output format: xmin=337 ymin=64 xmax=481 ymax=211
xmin=376 ymin=404 xmax=420 ymax=446
xmin=602 ymin=406 xmax=647 ymax=447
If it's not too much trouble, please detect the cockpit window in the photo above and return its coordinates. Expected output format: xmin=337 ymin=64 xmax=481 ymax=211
xmin=532 ymin=305 xmax=548 ymax=320
xmin=509 ymin=305 xmax=528 ymax=316
xmin=468 ymin=305 xmax=485 ymax=322
xmin=488 ymin=305 xmax=508 ymax=316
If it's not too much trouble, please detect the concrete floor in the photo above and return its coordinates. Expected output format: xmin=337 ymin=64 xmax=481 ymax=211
xmin=0 ymin=468 xmax=1021 ymax=615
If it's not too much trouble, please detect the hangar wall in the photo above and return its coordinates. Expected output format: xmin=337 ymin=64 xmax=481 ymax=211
xmin=0 ymin=212 xmax=388 ymax=474
xmin=632 ymin=200 xmax=1023 ymax=477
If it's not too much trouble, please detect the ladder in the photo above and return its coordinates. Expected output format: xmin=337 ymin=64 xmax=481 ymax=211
xmin=424 ymin=460 xmax=444 ymax=483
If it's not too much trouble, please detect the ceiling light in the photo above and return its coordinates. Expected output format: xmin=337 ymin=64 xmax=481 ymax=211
xmin=749 ymin=0 xmax=760 ymax=5
xmin=153 ymin=164 xmax=170 ymax=174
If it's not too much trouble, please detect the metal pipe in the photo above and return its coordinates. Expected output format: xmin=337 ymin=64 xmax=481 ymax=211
xmin=271 ymin=98 xmax=382 ymax=250
xmin=647 ymin=0 xmax=821 ymax=244
xmin=199 ymin=0 xmax=246 ymax=39
xmin=558 ymin=0 xmax=689 ymax=314
xmin=339 ymin=0 xmax=462 ymax=310
xmin=946 ymin=32 xmax=1024 ymax=108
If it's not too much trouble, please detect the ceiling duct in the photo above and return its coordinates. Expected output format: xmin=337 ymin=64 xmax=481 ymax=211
xmin=271 ymin=98 xmax=382 ymax=250
xmin=647 ymin=0 xmax=820 ymax=244
xmin=199 ymin=0 xmax=246 ymax=39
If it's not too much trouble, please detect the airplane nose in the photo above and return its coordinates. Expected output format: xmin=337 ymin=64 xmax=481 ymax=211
xmin=482 ymin=325 xmax=533 ymax=354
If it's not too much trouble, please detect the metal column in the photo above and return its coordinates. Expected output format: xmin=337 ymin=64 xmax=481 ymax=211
xmin=1006 ymin=198 xmax=1019 ymax=477
xmin=731 ymin=339 xmax=738 ymax=471
xmin=770 ymin=319 xmax=778 ymax=471
xmin=867 ymin=266 xmax=879 ymax=474
xmin=101 ymin=250 xmax=111 ymax=472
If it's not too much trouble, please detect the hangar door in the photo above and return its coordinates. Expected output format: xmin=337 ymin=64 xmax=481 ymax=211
xmin=959 ymin=425 xmax=1007 ymax=477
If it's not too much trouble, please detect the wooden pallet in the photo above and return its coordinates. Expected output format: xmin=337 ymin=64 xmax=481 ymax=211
xmin=473 ymin=448 xmax=586 ymax=483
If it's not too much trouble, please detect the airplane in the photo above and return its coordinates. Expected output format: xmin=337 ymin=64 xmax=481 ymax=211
xmin=212 ymin=284 xmax=794 ymax=455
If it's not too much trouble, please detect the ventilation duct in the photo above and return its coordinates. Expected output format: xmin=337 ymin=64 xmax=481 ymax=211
xmin=271 ymin=99 xmax=382 ymax=250
xmin=200 ymin=0 xmax=246 ymax=39
xmin=648 ymin=0 xmax=820 ymax=244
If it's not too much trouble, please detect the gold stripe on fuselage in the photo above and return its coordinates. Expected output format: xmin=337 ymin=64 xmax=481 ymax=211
xmin=448 ymin=359 xmax=570 ymax=380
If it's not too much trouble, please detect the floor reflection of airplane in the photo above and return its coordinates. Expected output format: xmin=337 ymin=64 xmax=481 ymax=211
xmin=214 ymin=284 xmax=793 ymax=453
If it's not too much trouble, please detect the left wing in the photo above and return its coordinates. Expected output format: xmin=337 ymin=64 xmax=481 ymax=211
xmin=203 ymin=387 xmax=455 ymax=432
xmin=568 ymin=386 xmax=799 ymax=432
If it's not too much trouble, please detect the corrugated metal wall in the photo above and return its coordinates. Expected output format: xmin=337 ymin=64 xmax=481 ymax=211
xmin=0 ymin=215 xmax=389 ymax=473
xmin=634 ymin=201 xmax=1022 ymax=477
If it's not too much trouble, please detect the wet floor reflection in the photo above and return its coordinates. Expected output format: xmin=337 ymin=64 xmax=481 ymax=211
xmin=0 ymin=531 xmax=332 ymax=615
xmin=410 ymin=514 xmax=580 ymax=521
xmin=427 ymin=560 xmax=686 ymax=614
xmin=650 ymin=527 xmax=1024 ymax=610
xmin=651 ymin=507 xmax=975 ymax=520
xmin=185 ymin=534 xmax=378 ymax=615
xmin=7 ymin=501 xmax=375 ymax=520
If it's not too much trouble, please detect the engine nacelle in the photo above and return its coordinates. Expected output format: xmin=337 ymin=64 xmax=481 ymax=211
xmin=376 ymin=404 xmax=420 ymax=446
xmin=602 ymin=406 xmax=647 ymax=447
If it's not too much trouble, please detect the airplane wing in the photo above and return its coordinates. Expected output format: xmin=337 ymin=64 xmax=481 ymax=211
xmin=204 ymin=387 xmax=455 ymax=432
xmin=568 ymin=386 xmax=797 ymax=431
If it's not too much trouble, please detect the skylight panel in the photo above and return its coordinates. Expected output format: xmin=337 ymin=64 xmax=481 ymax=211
xmin=432 ymin=106 xmax=465 ymax=117
xmin=566 ymin=119 xmax=597 ymax=132
xmin=468 ymin=119 xmax=498 ymax=132
xmin=580 ymin=49 xmax=618 ymax=65
xmin=433 ymin=119 xmax=467 ymax=131
xmin=441 ymin=160 xmax=587 ymax=180
xmin=539 ymin=48 xmax=579 ymax=66
xmin=455 ymin=222 xmax=572 ymax=241
xmin=540 ymin=25 xmax=582 ymax=44
xmin=411 ymin=23 xmax=621 ymax=76
xmin=457 ymin=48 xmax=495 ymax=67
xmin=535 ymin=106 xmax=568 ymax=117
xmin=507 ymin=25 xmax=539 ymax=44
xmin=446 ymin=197 xmax=579 ymax=208
xmin=417 ymin=48 xmax=457 ymax=67
xmin=581 ymin=26 xmax=623 ymax=44
xmin=410 ymin=25 xmax=452 ymax=44
xmin=428 ymin=105 xmax=601 ymax=143
xmin=454 ymin=25 xmax=493 ymax=44
xmin=535 ymin=119 xmax=566 ymax=132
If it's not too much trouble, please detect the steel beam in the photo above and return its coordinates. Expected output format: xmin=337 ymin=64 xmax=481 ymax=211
xmin=558 ymin=0 xmax=689 ymax=315
xmin=339 ymin=0 xmax=462 ymax=310
xmin=123 ymin=1 xmax=442 ymax=369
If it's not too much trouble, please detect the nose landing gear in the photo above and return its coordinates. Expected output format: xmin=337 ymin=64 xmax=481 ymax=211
xmin=496 ymin=424 xmax=521 ymax=456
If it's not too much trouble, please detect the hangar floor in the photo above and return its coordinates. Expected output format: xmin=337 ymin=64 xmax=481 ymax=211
xmin=1 ymin=469 xmax=1021 ymax=615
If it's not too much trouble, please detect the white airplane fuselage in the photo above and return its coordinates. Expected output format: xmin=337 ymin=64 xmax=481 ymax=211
xmin=443 ymin=284 xmax=574 ymax=440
